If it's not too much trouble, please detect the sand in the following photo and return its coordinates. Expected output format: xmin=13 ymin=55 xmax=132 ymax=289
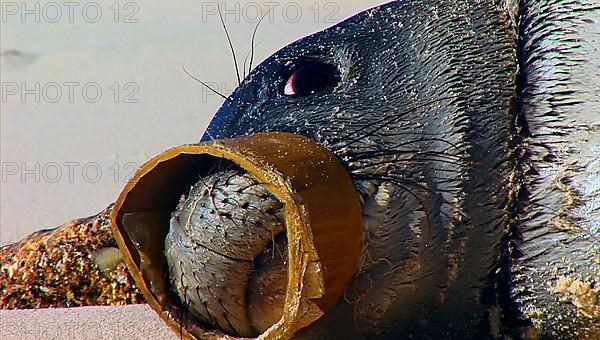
xmin=0 ymin=304 xmax=176 ymax=339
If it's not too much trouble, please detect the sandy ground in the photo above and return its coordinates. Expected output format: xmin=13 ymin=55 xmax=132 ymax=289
xmin=1 ymin=0 xmax=385 ymax=338
xmin=0 ymin=304 xmax=177 ymax=339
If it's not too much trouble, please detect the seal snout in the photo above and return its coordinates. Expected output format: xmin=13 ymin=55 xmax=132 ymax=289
xmin=164 ymin=165 xmax=288 ymax=337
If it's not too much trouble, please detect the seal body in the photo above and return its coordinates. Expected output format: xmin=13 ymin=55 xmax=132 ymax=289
xmin=196 ymin=0 xmax=599 ymax=338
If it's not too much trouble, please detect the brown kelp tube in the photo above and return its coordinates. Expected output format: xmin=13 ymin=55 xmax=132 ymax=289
xmin=109 ymin=132 xmax=363 ymax=339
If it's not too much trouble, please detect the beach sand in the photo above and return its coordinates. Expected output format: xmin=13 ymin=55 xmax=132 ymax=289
xmin=0 ymin=304 xmax=176 ymax=339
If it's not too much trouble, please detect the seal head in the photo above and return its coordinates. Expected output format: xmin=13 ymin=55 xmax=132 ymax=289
xmin=198 ymin=1 xmax=517 ymax=337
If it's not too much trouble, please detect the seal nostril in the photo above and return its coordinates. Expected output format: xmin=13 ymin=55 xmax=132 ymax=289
xmin=283 ymin=61 xmax=339 ymax=97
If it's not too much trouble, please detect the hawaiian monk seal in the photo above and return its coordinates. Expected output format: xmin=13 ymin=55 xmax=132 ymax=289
xmin=164 ymin=0 xmax=599 ymax=338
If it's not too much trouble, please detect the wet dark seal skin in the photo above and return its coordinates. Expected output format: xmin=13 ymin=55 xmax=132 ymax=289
xmin=164 ymin=0 xmax=599 ymax=338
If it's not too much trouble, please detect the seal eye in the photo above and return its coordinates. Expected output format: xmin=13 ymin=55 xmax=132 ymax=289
xmin=283 ymin=62 xmax=338 ymax=97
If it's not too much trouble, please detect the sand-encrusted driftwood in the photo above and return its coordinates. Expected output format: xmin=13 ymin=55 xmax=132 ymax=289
xmin=0 ymin=206 xmax=143 ymax=309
